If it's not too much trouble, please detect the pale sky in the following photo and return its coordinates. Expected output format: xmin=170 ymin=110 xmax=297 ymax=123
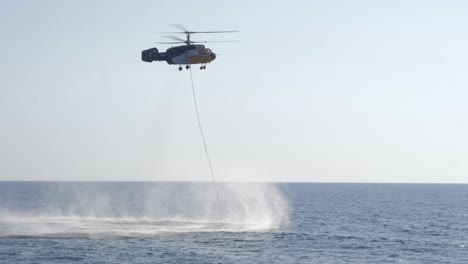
xmin=1 ymin=0 xmax=467 ymax=183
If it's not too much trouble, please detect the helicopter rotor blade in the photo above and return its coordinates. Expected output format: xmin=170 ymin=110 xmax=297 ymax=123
xmin=154 ymin=31 xmax=185 ymax=34
xmin=192 ymin=40 xmax=240 ymax=43
xmin=153 ymin=41 xmax=187 ymax=44
xmin=155 ymin=26 xmax=238 ymax=35
xmin=156 ymin=30 xmax=239 ymax=34
xmin=153 ymin=26 xmax=239 ymax=45
xmin=154 ymin=40 xmax=239 ymax=44
xmin=190 ymin=30 xmax=239 ymax=34
xmin=163 ymin=35 xmax=186 ymax=42
xmin=170 ymin=24 xmax=188 ymax=32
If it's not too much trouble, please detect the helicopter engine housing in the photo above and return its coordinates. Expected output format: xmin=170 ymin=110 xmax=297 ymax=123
xmin=141 ymin=48 xmax=161 ymax=62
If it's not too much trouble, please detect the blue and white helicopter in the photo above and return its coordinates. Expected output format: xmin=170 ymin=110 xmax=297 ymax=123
xmin=141 ymin=24 xmax=238 ymax=71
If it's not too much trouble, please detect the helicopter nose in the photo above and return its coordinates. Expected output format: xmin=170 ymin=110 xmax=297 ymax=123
xmin=211 ymin=53 xmax=216 ymax=60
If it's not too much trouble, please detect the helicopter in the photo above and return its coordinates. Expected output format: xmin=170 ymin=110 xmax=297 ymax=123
xmin=141 ymin=24 xmax=238 ymax=71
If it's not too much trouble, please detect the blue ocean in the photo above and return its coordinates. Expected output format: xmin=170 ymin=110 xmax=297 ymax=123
xmin=0 ymin=182 xmax=467 ymax=263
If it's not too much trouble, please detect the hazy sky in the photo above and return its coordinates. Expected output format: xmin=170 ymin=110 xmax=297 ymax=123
xmin=1 ymin=0 xmax=467 ymax=182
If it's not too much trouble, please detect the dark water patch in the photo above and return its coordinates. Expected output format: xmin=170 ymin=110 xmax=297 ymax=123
xmin=36 ymin=256 xmax=84 ymax=262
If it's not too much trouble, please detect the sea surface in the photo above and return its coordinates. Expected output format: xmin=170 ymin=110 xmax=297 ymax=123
xmin=0 ymin=182 xmax=467 ymax=263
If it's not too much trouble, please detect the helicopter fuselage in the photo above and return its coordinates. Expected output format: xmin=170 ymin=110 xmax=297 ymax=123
xmin=142 ymin=44 xmax=216 ymax=66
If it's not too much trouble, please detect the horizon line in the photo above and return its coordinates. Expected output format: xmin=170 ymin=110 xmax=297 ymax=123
xmin=1 ymin=180 xmax=468 ymax=185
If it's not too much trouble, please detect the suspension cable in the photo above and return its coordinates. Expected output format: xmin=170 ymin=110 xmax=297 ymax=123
xmin=188 ymin=67 xmax=223 ymax=221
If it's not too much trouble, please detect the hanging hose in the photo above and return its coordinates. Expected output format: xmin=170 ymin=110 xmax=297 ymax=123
xmin=188 ymin=67 xmax=223 ymax=222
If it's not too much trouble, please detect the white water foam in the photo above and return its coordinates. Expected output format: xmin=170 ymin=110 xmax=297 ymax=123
xmin=0 ymin=183 xmax=288 ymax=238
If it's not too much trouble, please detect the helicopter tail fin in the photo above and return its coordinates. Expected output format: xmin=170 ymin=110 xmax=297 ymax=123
xmin=141 ymin=48 xmax=160 ymax=62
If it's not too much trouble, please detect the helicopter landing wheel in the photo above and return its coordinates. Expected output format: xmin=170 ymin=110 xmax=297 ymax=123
xmin=200 ymin=65 xmax=206 ymax=70
xmin=178 ymin=66 xmax=183 ymax=71
xmin=185 ymin=65 xmax=190 ymax=70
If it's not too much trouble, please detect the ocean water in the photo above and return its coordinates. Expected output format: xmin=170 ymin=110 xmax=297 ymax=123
xmin=0 ymin=182 xmax=467 ymax=263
